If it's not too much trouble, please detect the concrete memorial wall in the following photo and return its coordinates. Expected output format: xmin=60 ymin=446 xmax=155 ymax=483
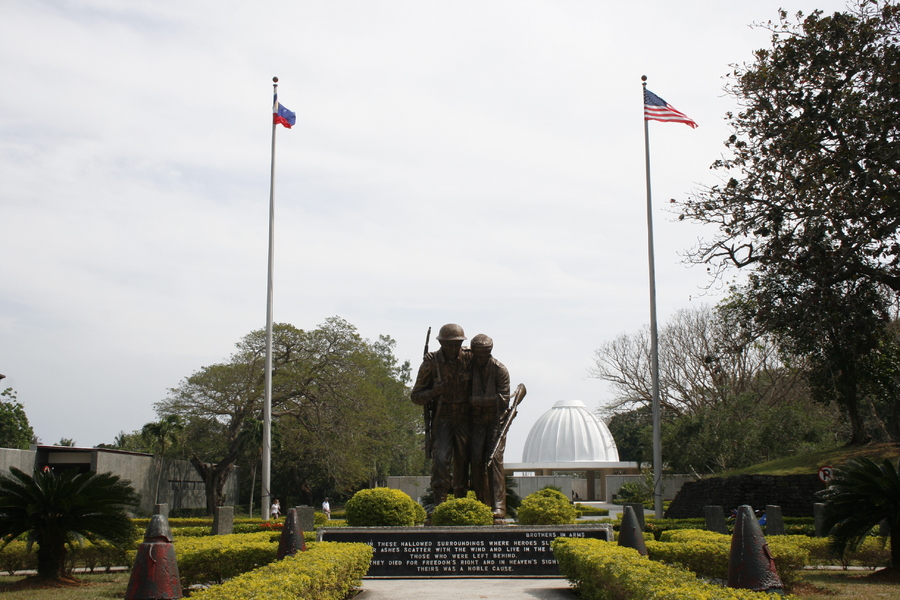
xmin=320 ymin=525 xmax=613 ymax=577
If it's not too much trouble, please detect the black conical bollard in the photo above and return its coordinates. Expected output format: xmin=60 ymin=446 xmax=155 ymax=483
xmin=277 ymin=508 xmax=307 ymax=559
xmin=126 ymin=514 xmax=182 ymax=600
xmin=617 ymin=505 xmax=648 ymax=556
xmin=727 ymin=505 xmax=783 ymax=594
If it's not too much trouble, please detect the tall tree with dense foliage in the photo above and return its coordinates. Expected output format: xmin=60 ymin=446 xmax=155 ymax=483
xmin=0 ymin=467 xmax=139 ymax=581
xmin=678 ymin=1 xmax=900 ymax=444
xmin=820 ymin=457 xmax=900 ymax=568
xmin=0 ymin=388 xmax=34 ymax=450
xmin=157 ymin=317 xmax=422 ymax=512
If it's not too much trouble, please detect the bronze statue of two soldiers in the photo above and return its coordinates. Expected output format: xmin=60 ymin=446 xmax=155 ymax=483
xmin=411 ymin=323 xmax=525 ymax=520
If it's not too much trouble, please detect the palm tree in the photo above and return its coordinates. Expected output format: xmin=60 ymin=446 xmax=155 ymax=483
xmin=0 ymin=467 xmax=139 ymax=580
xmin=820 ymin=457 xmax=900 ymax=569
xmin=142 ymin=415 xmax=185 ymax=503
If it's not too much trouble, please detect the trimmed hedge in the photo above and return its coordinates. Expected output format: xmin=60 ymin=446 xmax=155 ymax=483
xmin=553 ymin=537 xmax=766 ymax=600
xmin=174 ymin=531 xmax=280 ymax=585
xmin=345 ymin=488 xmax=424 ymax=527
xmin=794 ymin=535 xmax=891 ymax=569
xmin=0 ymin=539 xmax=132 ymax=575
xmin=645 ymin=529 xmax=807 ymax=592
xmin=189 ymin=541 xmax=372 ymax=600
xmin=574 ymin=503 xmax=609 ymax=517
xmin=517 ymin=489 xmax=577 ymax=525
xmin=431 ymin=492 xmax=493 ymax=526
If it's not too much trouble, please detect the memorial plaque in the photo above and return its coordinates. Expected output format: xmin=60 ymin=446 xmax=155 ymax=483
xmin=318 ymin=525 xmax=613 ymax=577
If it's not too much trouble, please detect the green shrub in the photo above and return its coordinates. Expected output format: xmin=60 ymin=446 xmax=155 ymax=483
xmin=344 ymin=488 xmax=424 ymax=527
xmin=174 ymin=531 xmax=279 ymax=586
xmin=553 ymin=537 xmax=763 ymax=600
xmin=517 ymin=488 xmax=577 ymax=525
xmin=645 ymin=530 xmax=809 ymax=593
xmin=431 ymin=492 xmax=493 ymax=526
xmin=642 ymin=518 xmax=705 ymax=540
xmin=574 ymin=503 xmax=609 ymax=517
xmin=190 ymin=541 xmax=372 ymax=600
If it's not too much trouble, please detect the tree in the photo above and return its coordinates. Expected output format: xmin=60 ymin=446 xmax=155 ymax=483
xmin=0 ymin=388 xmax=34 ymax=450
xmin=592 ymin=305 xmax=805 ymax=416
xmin=678 ymin=1 xmax=900 ymax=444
xmin=592 ymin=304 xmax=840 ymax=473
xmin=820 ymin=457 xmax=900 ymax=568
xmin=157 ymin=317 xmax=423 ymax=513
xmin=142 ymin=415 xmax=185 ymax=503
xmin=0 ymin=467 xmax=139 ymax=581
xmin=727 ymin=277 xmax=895 ymax=444
xmin=681 ymin=0 xmax=900 ymax=291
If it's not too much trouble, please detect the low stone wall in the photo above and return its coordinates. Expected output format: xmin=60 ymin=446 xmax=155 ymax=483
xmin=664 ymin=474 xmax=825 ymax=518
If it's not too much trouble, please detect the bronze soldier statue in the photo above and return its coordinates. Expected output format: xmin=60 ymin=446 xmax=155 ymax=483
xmin=411 ymin=323 xmax=471 ymax=507
xmin=468 ymin=334 xmax=510 ymax=519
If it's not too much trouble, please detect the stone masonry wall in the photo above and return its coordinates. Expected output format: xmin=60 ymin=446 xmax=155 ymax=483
xmin=664 ymin=474 xmax=825 ymax=518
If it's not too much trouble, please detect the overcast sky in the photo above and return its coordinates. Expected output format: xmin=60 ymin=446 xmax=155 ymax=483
xmin=1 ymin=0 xmax=849 ymax=464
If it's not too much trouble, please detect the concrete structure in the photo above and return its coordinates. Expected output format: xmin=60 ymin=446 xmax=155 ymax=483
xmin=504 ymin=400 xmax=640 ymax=501
xmin=0 ymin=445 xmax=238 ymax=515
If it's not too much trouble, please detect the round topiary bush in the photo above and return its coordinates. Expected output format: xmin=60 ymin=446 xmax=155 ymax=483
xmin=431 ymin=492 xmax=493 ymax=526
xmin=344 ymin=487 xmax=425 ymax=526
xmin=517 ymin=488 xmax=577 ymax=525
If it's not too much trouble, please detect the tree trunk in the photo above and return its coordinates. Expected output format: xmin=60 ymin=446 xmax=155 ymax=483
xmin=837 ymin=361 xmax=869 ymax=445
xmin=36 ymin=533 xmax=67 ymax=580
xmin=892 ymin=525 xmax=899 ymax=569
xmin=190 ymin=456 xmax=235 ymax=515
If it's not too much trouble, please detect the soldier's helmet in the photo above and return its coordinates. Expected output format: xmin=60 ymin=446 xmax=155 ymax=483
xmin=436 ymin=323 xmax=466 ymax=341
xmin=471 ymin=334 xmax=493 ymax=349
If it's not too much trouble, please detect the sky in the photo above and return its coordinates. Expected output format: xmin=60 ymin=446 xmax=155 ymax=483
xmin=1 ymin=0 xmax=850 ymax=464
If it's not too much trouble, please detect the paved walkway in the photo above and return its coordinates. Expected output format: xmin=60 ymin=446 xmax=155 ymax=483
xmin=357 ymin=578 xmax=577 ymax=600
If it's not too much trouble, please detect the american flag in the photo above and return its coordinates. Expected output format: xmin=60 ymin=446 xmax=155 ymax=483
xmin=643 ymin=89 xmax=697 ymax=128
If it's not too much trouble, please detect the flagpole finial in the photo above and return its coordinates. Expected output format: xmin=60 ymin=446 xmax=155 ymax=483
xmin=273 ymin=76 xmax=279 ymax=83
xmin=641 ymin=75 xmax=647 ymax=82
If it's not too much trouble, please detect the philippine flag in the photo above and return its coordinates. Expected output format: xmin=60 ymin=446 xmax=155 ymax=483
xmin=273 ymin=95 xmax=296 ymax=128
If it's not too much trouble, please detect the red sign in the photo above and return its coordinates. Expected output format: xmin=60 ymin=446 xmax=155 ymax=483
xmin=818 ymin=466 xmax=835 ymax=482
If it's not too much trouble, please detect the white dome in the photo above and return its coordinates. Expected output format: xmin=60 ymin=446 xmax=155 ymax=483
xmin=521 ymin=400 xmax=619 ymax=462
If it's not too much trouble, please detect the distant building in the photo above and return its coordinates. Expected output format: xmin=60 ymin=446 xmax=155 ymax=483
xmin=0 ymin=445 xmax=238 ymax=515
xmin=504 ymin=400 xmax=640 ymax=501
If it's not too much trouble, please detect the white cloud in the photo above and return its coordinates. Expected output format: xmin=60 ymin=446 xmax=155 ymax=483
xmin=0 ymin=0 xmax=847 ymax=457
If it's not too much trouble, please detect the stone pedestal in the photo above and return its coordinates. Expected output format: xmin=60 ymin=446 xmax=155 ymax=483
xmin=764 ymin=505 xmax=785 ymax=536
xmin=704 ymin=505 xmax=729 ymax=534
xmin=813 ymin=503 xmax=827 ymax=537
xmin=293 ymin=505 xmax=315 ymax=532
xmin=212 ymin=506 xmax=234 ymax=535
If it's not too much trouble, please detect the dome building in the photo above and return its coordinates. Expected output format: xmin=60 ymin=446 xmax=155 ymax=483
xmin=504 ymin=400 xmax=639 ymax=501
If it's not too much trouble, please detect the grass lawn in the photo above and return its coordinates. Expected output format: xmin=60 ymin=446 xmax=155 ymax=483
xmin=794 ymin=569 xmax=900 ymax=599
xmin=0 ymin=573 xmax=130 ymax=599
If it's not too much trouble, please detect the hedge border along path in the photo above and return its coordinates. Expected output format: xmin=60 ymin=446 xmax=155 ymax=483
xmin=189 ymin=541 xmax=373 ymax=600
xmin=551 ymin=537 xmax=786 ymax=600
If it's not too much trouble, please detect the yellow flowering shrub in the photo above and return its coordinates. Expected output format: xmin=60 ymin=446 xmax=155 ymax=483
xmin=190 ymin=542 xmax=372 ymax=600
xmin=175 ymin=531 xmax=280 ymax=585
xmin=0 ymin=538 xmax=133 ymax=575
xmin=645 ymin=530 xmax=808 ymax=592
xmin=792 ymin=535 xmax=890 ymax=568
xmin=552 ymin=537 xmax=775 ymax=600
xmin=0 ymin=540 xmax=36 ymax=574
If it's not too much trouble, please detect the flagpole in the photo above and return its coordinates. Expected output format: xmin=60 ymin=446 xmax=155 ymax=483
xmin=262 ymin=76 xmax=278 ymax=521
xmin=641 ymin=75 xmax=663 ymax=520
